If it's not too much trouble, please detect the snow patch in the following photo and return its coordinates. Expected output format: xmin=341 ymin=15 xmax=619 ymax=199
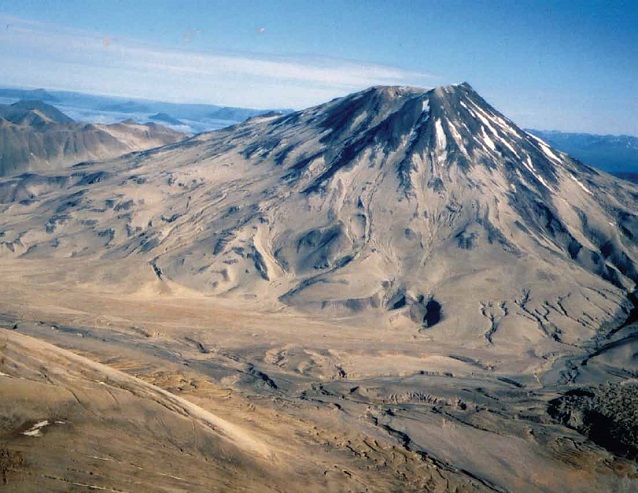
xmin=467 ymin=100 xmax=502 ymax=140
xmin=534 ymin=172 xmax=551 ymax=191
xmin=523 ymin=156 xmax=552 ymax=190
xmin=500 ymin=138 xmax=520 ymax=158
xmin=540 ymin=144 xmax=561 ymax=163
xmin=481 ymin=127 xmax=496 ymax=151
xmin=22 ymin=420 xmax=50 ymax=437
xmin=448 ymin=122 xmax=462 ymax=143
xmin=526 ymin=132 xmax=551 ymax=147
xmin=87 ymin=455 xmax=116 ymax=462
xmin=527 ymin=132 xmax=563 ymax=163
xmin=570 ymin=174 xmax=593 ymax=195
xmin=475 ymin=112 xmax=500 ymax=139
xmin=435 ymin=119 xmax=447 ymax=149
xmin=522 ymin=156 xmax=536 ymax=175
xmin=491 ymin=114 xmax=518 ymax=136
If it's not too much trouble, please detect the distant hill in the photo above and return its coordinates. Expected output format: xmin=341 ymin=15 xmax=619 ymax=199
xmin=0 ymin=87 xmax=58 ymax=102
xmin=613 ymin=172 xmax=638 ymax=184
xmin=0 ymin=100 xmax=75 ymax=125
xmin=0 ymin=100 xmax=186 ymax=176
xmin=149 ymin=112 xmax=184 ymax=126
xmin=527 ymin=129 xmax=638 ymax=173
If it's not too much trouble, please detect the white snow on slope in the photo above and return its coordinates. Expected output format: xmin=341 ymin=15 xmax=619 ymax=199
xmin=570 ymin=174 xmax=593 ymax=195
xmin=435 ymin=119 xmax=447 ymax=149
xmin=523 ymin=156 xmax=552 ymax=190
xmin=527 ymin=132 xmax=563 ymax=164
xmin=23 ymin=420 xmax=50 ymax=437
xmin=481 ymin=127 xmax=496 ymax=151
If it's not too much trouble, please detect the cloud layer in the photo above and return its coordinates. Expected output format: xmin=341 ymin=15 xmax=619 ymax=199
xmin=0 ymin=14 xmax=436 ymax=108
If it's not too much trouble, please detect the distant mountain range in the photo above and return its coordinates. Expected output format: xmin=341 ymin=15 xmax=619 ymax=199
xmin=0 ymin=88 xmax=59 ymax=102
xmin=0 ymin=100 xmax=186 ymax=176
xmin=149 ymin=112 xmax=184 ymax=126
xmin=0 ymin=87 xmax=291 ymax=134
xmin=527 ymin=129 xmax=638 ymax=179
xmin=612 ymin=172 xmax=638 ymax=184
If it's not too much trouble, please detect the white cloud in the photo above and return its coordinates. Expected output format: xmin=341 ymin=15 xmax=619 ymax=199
xmin=0 ymin=14 xmax=438 ymax=109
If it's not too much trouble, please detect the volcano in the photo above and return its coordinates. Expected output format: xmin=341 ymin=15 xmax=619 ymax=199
xmin=1 ymin=84 xmax=638 ymax=492
xmin=0 ymin=83 xmax=636 ymax=347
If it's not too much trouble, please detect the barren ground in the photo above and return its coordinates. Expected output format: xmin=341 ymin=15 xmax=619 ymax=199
xmin=1 ymin=258 xmax=636 ymax=492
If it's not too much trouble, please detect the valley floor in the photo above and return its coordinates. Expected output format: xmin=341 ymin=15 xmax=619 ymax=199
xmin=1 ymin=258 xmax=637 ymax=492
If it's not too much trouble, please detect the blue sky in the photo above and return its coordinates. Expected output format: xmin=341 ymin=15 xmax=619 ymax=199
xmin=0 ymin=0 xmax=636 ymax=134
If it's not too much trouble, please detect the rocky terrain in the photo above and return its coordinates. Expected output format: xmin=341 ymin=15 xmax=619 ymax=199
xmin=549 ymin=383 xmax=638 ymax=460
xmin=0 ymin=100 xmax=186 ymax=176
xmin=0 ymin=83 xmax=636 ymax=492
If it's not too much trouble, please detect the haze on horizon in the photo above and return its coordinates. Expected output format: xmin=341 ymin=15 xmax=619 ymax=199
xmin=0 ymin=0 xmax=636 ymax=136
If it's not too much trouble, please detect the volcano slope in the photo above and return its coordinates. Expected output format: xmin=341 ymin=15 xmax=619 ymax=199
xmin=0 ymin=83 xmax=637 ymax=492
